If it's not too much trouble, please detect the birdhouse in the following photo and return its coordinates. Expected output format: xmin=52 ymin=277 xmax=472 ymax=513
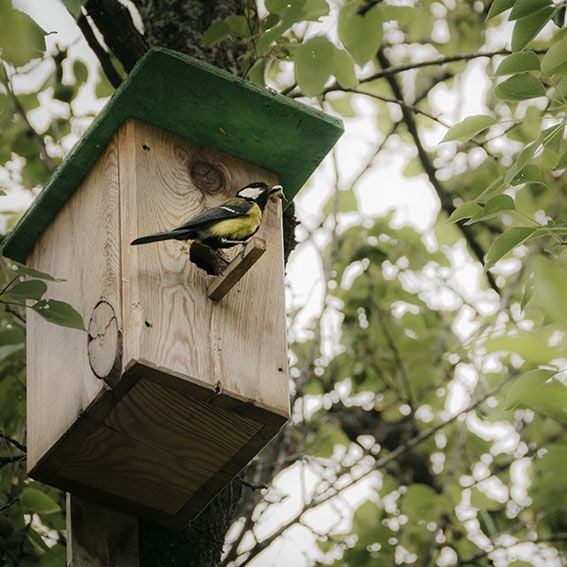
xmin=2 ymin=49 xmax=343 ymax=529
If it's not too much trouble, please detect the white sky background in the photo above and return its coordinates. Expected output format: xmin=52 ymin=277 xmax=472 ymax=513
xmin=3 ymin=1 xmax=556 ymax=566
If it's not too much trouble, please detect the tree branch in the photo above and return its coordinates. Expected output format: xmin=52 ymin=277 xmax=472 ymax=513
xmin=0 ymin=431 xmax=27 ymax=453
xmin=375 ymin=47 xmax=499 ymax=293
xmin=84 ymin=0 xmax=149 ymax=73
xmin=77 ymin=11 xmax=123 ymax=88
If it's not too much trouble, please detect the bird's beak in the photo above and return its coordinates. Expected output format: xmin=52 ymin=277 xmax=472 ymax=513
xmin=269 ymin=185 xmax=285 ymax=201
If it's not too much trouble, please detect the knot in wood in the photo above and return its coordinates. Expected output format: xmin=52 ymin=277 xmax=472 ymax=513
xmin=189 ymin=160 xmax=225 ymax=195
xmin=87 ymin=300 xmax=122 ymax=387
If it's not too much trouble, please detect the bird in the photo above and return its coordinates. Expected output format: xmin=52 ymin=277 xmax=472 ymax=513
xmin=130 ymin=181 xmax=284 ymax=249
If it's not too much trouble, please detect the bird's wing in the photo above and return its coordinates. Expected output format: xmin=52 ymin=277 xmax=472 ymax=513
xmin=172 ymin=198 xmax=254 ymax=232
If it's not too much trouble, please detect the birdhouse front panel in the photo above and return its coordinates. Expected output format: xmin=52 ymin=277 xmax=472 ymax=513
xmin=120 ymin=119 xmax=289 ymax=415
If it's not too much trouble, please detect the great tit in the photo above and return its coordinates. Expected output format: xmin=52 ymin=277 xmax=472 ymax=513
xmin=130 ymin=181 xmax=284 ymax=249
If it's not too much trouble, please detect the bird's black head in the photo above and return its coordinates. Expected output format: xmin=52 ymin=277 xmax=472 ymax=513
xmin=237 ymin=182 xmax=284 ymax=210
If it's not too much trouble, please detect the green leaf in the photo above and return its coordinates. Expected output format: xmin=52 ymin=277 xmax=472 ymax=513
xmin=509 ymin=0 xmax=552 ymax=21
xmin=485 ymin=326 xmax=565 ymax=364
xmin=95 ymin=69 xmax=115 ymax=98
xmin=13 ymin=265 xmax=65 ymax=282
xmin=469 ymin=194 xmax=515 ymax=223
xmin=487 ymin=0 xmax=515 ymax=19
xmin=550 ymin=76 xmax=567 ymax=110
xmin=294 ymin=36 xmax=335 ymax=96
xmin=32 ymin=299 xmax=86 ymax=331
xmin=266 ymin=0 xmax=329 ymax=21
xmin=247 ymin=59 xmax=267 ymax=86
xmin=20 ymin=488 xmax=61 ymax=515
xmin=0 ymin=188 xmax=6 ymax=196
xmin=380 ymin=5 xmax=416 ymax=24
xmin=448 ymin=201 xmax=483 ymax=223
xmin=510 ymin=164 xmax=543 ymax=186
xmin=532 ymin=255 xmax=567 ymax=323
xmin=73 ymin=59 xmax=89 ymax=84
xmin=494 ymin=74 xmax=546 ymax=101
xmin=0 ymin=1 xmax=46 ymax=67
xmin=494 ymin=52 xmax=541 ymax=76
xmin=3 ymin=280 xmax=47 ymax=301
xmin=542 ymin=124 xmax=564 ymax=155
xmin=332 ymin=47 xmax=358 ymax=89
xmin=520 ymin=271 xmax=536 ymax=312
xmin=225 ymin=15 xmax=250 ymax=37
xmin=323 ymin=189 xmax=358 ymax=215
xmin=201 ymin=20 xmax=232 ymax=46
xmin=505 ymin=368 xmax=556 ymax=410
xmin=338 ymin=2 xmax=383 ymax=66
xmin=504 ymin=136 xmax=543 ymax=184
xmin=554 ymin=152 xmax=567 ymax=170
xmin=511 ymin=6 xmax=555 ymax=51
xmin=541 ymin=36 xmax=567 ymax=77
xmin=485 ymin=194 xmax=515 ymax=213
xmin=441 ymin=115 xmax=497 ymax=143
xmin=484 ymin=226 xmax=538 ymax=271
xmin=478 ymin=175 xmax=506 ymax=200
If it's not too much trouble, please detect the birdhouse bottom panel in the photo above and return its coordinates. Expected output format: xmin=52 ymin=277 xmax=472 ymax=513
xmin=28 ymin=369 xmax=283 ymax=528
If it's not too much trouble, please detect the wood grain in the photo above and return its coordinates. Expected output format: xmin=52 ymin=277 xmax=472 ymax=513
xmin=26 ymin=136 xmax=121 ymax=472
xmin=208 ymin=237 xmax=266 ymax=300
xmin=58 ymin=377 xmax=264 ymax=515
xmin=121 ymin=119 xmax=290 ymax=418
xmin=67 ymin=494 xmax=138 ymax=567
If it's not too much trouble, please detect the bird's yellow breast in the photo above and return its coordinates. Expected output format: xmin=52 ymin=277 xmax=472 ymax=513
xmin=207 ymin=204 xmax=261 ymax=240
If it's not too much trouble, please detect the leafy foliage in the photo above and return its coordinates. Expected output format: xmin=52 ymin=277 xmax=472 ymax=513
xmin=2 ymin=0 xmax=567 ymax=565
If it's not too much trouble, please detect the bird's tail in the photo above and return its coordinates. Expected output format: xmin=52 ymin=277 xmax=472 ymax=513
xmin=131 ymin=231 xmax=187 ymax=246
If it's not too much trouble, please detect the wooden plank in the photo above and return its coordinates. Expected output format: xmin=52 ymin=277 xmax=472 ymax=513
xmin=26 ymin=136 xmax=121 ymax=473
xmin=121 ymin=119 xmax=290 ymax=420
xmin=2 ymin=48 xmax=344 ymax=263
xmin=208 ymin=237 xmax=266 ymax=301
xmin=67 ymin=494 xmax=139 ymax=567
xmin=37 ymin=373 xmax=277 ymax=528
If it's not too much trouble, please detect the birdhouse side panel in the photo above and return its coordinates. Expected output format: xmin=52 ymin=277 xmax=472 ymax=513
xmin=120 ymin=119 xmax=288 ymax=419
xmin=26 ymin=137 xmax=121 ymax=473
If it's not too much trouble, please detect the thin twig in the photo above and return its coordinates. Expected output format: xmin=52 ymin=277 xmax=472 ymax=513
xmin=358 ymin=49 xmax=540 ymax=84
xmin=238 ymin=383 xmax=503 ymax=564
xmin=0 ymin=498 xmax=20 ymax=513
xmin=0 ymin=455 xmax=26 ymax=467
xmin=0 ymin=431 xmax=27 ymax=453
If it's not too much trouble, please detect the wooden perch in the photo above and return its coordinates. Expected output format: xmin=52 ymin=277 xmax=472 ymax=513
xmin=208 ymin=237 xmax=266 ymax=301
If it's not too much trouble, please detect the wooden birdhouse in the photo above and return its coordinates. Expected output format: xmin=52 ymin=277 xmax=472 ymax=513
xmin=2 ymin=49 xmax=343 ymax=529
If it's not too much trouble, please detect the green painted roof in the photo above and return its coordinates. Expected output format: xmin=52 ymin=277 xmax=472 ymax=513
xmin=2 ymin=48 xmax=343 ymax=263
